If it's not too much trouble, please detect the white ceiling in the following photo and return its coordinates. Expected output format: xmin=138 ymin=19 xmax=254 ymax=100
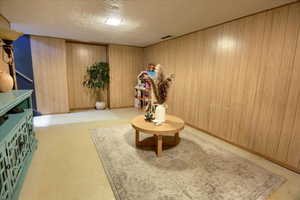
xmin=0 ymin=0 xmax=297 ymax=47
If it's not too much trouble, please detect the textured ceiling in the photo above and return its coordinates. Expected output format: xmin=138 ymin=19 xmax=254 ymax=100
xmin=0 ymin=0 xmax=297 ymax=47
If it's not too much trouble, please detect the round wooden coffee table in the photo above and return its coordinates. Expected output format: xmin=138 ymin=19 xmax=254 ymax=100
xmin=131 ymin=115 xmax=184 ymax=156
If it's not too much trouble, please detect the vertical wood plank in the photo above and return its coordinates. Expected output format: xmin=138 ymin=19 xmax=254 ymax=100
xmin=285 ymin=18 xmax=300 ymax=168
xmin=266 ymin=4 xmax=300 ymax=158
xmin=237 ymin=13 xmax=266 ymax=148
xmin=276 ymin=3 xmax=300 ymax=163
xmin=30 ymin=36 xmax=69 ymax=114
xmin=108 ymin=45 xmax=144 ymax=108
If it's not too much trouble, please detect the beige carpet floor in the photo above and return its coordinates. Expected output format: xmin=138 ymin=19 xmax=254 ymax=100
xmin=91 ymin=125 xmax=285 ymax=200
xmin=19 ymin=108 xmax=300 ymax=200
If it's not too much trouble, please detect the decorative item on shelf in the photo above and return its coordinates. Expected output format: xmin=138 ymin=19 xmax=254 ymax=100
xmin=83 ymin=62 xmax=110 ymax=110
xmin=147 ymin=63 xmax=157 ymax=79
xmin=0 ymin=70 xmax=14 ymax=92
xmin=0 ymin=28 xmax=23 ymax=81
xmin=0 ymin=28 xmax=23 ymax=90
xmin=134 ymin=70 xmax=152 ymax=110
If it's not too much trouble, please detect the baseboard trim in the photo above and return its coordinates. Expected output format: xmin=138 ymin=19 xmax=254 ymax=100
xmin=70 ymin=107 xmax=95 ymax=112
xmin=41 ymin=111 xmax=70 ymax=115
xmin=110 ymin=106 xmax=134 ymax=109
xmin=185 ymin=122 xmax=300 ymax=174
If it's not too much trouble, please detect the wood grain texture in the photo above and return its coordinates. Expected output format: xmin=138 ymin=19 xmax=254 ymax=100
xmin=131 ymin=115 xmax=184 ymax=135
xmin=144 ymin=2 xmax=300 ymax=172
xmin=285 ymin=23 xmax=300 ymax=170
xmin=132 ymin=115 xmax=184 ymax=157
xmin=108 ymin=45 xmax=143 ymax=108
xmin=66 ymin=42 xmax=107 ymax=109
xmin=0 ymin=15 xmax=10 ymax=29
xmin=30 ymin=36 xmax=69 ymax=114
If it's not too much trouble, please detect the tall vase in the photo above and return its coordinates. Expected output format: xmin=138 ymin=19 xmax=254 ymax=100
xmin=154 ymin=104 xmax=166 ymax=124
xmin=0 ymin=71 xmax=13 ymax=92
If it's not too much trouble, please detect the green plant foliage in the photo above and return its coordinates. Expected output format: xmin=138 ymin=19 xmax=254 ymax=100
xmin=83 ymin=62 xmax=110 ymax=101
xmin=83 ymin=62 xmax=110 ymax=89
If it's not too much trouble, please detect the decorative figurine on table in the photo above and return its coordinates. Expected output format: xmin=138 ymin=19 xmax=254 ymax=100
xmin=144 ymin=112 xmax=154 ymax=122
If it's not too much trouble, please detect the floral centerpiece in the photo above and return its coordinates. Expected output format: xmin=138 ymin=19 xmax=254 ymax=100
xmin=142 ymin=64 xmax=174 ymax=125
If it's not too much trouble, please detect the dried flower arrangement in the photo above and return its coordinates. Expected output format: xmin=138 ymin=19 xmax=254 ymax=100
xmin=148 ymin=65 xmax=175 ymax=105
xmin=136 ymin=64 xmax=175 ymax=124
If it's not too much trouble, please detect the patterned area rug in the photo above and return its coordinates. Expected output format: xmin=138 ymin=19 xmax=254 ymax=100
xmin=90 ymin=125 xmax=285 ymax=200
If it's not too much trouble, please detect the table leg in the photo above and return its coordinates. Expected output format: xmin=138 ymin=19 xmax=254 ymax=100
xmin=135 ymin=130 xmax=141 ymax=146
xmin=174 ymin=132 xmax=179 ymax=143
xmin=156 ymin=135 xmax=162 ymax=157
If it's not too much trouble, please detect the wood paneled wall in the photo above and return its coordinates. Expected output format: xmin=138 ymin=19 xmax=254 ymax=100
xmin=30 ymin=39 xmax=143 ymax=112
xmin=30 ymin=36 xmax=69 ymax=114
xmin=66 ymin=42 xmax=107 ymax=110
xmin=144 ymin=2 xmax=300 ymax=172
xmin=0 ymin=14 xmax=10 ymax=29
xmin=108 ymin=45 xmax=144 ymax=108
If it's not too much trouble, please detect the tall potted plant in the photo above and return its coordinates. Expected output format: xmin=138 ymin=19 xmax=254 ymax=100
xmin=83 ymin=62 xmax=109 ymax=110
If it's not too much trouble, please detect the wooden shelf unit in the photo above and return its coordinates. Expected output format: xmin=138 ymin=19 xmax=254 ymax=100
xmin=134 ymin=86 xmax=151 ymax=110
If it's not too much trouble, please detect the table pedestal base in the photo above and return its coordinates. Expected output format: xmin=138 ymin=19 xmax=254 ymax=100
xmin=135 ymin=130 xmax=180 ymax=156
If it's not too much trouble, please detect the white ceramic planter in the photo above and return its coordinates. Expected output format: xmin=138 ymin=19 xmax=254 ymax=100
xmin=95 ymin=101 xmax=106 ymax=110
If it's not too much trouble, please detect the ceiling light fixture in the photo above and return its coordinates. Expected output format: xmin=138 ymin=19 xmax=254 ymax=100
xmin=105 ymin=17 xmax=122 ymax=26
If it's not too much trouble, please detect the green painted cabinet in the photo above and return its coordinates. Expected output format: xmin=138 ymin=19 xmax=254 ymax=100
xmin=0 ymin=90 xmax=37 ymax=200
